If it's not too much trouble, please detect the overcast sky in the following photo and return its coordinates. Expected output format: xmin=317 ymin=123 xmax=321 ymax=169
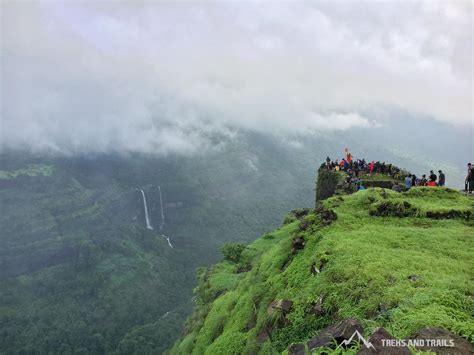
xmin=1 ymin=1 xmax=472 ymax=155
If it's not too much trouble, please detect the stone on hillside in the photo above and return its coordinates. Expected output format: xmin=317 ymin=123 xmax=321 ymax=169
xmin=408 ymin=327 xmax=473 ymax=354
xmin=272 ymin=300 xmax=293 ymax=313
xmin=315 ymin=206 xmax=337 ymax=224
xmin=268 ymin=299 xmax=293 ymax=314
xmin=291 ymin=236 xmax=305 ymax=254
xmin=310 ymin=259 xmax=327 ymax=275
xmin=288 ymin=343 xmax=306 ymax=355
xmin=257 ymin=327 xmax=270 ymax=343
xmin=307 ymin=318 xmax=363 ymax=350
xmin=260 ymin=300 xmax=294 ymax=342
xmin=284 ymin=208 xmax=311 ymax=225
xmin=306 ymin=297 xmax=324 ymax=316
xmin=357 ymin=327 xmax=410 ymax=355
xmin=298 ymin=218 xmax=311 ymax=231
xmin=292 ymin=208 xmax=311 ymax=219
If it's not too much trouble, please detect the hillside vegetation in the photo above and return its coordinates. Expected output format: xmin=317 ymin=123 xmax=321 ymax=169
xmin=171 ymin=182 xmax=473 ymax=354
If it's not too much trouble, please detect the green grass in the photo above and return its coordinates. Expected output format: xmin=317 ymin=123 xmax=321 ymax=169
xmin=171 ymin=187 xmax=474 ymax=354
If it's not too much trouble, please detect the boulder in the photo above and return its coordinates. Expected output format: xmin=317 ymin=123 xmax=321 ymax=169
xmin=261 ymin=299 xmax=294 ymax=342
xmin=291 ymin=236 xmax=305 ymax=254
xmin=357 ymin=327 xmax=410 ymax=354
xmin=408 ymin=327 xmax=473 ymax=354
xmin=278 ymin=299 xmax=293 ymax=312
xmin=306 ymin=298 xmax=324 ymax=316
xmin=307 ymin=318 xmax=363 ymax=350
xmin=291 ymin=208 xmax=311 ymax=220
xmin=268 ymin=299 xmax=293 ymax=314
xmin=284 ymin=208 xmax=311 ymax=225
xmin=288 ymin=343 xmax=306 ymax=355
xmin=315 ymin=206 xmax=338 ymax=224
xmin=298 ymin=218 xmax=311 ymax=231
xmin=257 ymin=327 xmax=270 ymax=343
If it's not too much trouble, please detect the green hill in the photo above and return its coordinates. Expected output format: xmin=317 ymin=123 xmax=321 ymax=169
xmin=171 ymin=169 xmax=473 ymax=354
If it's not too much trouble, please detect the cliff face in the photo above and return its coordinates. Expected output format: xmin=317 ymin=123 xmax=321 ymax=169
xmin=315 ymin=169 xmax=347 ymax=204
xmin=171 ymin=170 xmax=473 ymax=355
xmin=315 ymin=167 xmax=407 ymax=205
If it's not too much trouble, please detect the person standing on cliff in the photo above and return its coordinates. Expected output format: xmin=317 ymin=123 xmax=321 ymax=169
xmin=438 ymin=170 xmax=445 ymax=186
xmin=466 ymin=163 xmax=474 ymax=194
xmin=420 ymin=174 xmax=428 ymax=186
xmin=405 ymin=174 xmax=412 ymax=190
xmin=369 ymin=161 xmax=375 ymax=175
xmin=344 ymin=148 xmax=352 ymax=163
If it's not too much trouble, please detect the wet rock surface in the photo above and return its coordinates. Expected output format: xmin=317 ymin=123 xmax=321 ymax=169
xmin=287 ymin=343 xmax=306 ymax=355
xmin=315 ymin=206 xmax=338 ymax=225
xmin=357 ymin=327 xmax=410 ymax=355
xmin=291 ymin=236 xmax=305 ymax=254
xmin=307 ymin=318 xmax=363 ymax=350
xmin=408 ymin=327 xmax=473 ymax=354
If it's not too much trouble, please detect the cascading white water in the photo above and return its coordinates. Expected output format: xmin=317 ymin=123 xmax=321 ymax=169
xmin=161 ymin=234 xmax=173 ymax=248
xmin=139 ymin=189 xmax=153 ymax=230
xmin=157 ymin=185 xmax=173 ymax=248
xmin=158 ymin=185 xmax=165 ymax=231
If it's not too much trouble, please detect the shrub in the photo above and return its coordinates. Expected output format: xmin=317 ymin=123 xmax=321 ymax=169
xmin=221 ymin=243 xmax=247 ymax=263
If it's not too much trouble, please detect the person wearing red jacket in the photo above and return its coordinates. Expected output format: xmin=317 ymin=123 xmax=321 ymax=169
xmin=369 ymin=161 xmax=375 ymax=175
xmin=340 ymin=159 xmax=346 ymax=170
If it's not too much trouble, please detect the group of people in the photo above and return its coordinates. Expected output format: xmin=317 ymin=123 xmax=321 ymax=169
xmin=322 ymin=149 xmax=474 ymax=195
xmin=323 ymin=155 xmax=401 ymax=179
xmin=322 ymin=149 xmax=403 ymax=191
xmin=403 ymin=170 xmax=445 ymax=190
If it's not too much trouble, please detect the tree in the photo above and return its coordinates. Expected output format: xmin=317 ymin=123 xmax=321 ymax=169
xmin=221 ymin=243 xmax=247 ymax=263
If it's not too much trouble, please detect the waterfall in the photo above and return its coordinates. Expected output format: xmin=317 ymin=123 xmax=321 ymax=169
xmin=139 ymin=189 xmax=153 ymax=230
xmin=157 ymin=186 xmax=173 ymax=248
xmin=158 ymin=185 xmax=165 ymax=231
xmin=161 ymin=234 xmax=173 ymax=248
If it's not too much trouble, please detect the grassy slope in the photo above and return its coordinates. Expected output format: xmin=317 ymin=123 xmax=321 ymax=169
xmin=171 ymin=187 xmax=474 ymax=354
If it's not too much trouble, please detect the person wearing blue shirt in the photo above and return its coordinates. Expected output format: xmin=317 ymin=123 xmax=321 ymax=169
xmin=405 ymin=174 xmax=412 ymax=190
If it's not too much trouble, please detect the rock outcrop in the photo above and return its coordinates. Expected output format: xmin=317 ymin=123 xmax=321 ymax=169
xmin=408 ymin=327 xmax=473 ymax=354
xmin=306 ymin=318 xmax=363 ymax=350
xmin=357 ymin=327 xmax=410 ymax=355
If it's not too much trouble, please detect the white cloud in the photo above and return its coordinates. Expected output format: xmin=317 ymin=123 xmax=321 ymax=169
xmin=0 ymin=1 xmax=472 ymax=155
